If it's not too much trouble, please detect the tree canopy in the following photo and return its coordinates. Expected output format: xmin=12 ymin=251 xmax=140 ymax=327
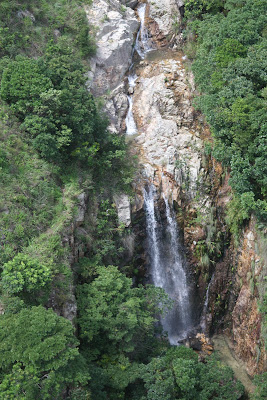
xmin=185 ymin=0 xmax=267 ymax=232
xmin=0 ymin=306 xmax=89 ymax=399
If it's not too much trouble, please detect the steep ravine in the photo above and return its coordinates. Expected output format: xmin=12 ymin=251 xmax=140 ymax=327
xmin=85 ymin=0 xmax=266 ymax=387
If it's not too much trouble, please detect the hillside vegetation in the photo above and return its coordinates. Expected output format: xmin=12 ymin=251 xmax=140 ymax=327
xmin=184 ymin=1 xmax=267 ymax=398
xmin=185 ymin=0 xmax=267 ymax=235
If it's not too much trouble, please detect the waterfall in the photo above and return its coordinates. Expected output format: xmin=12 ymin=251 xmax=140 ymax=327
xmin=144 ymin=185 xmax=193 ymax=344
xmin=143 ymin=186 xmax=162 ymax=286
xmin=163 ymin=195 xmax=192 ymax=334
xmin=126 ymin=4 xmax=154 ymax=135
xmin=135 ymin=3 xmax=152 ymax=59
xmin=126 ymin=74 xmax=138 ymax=136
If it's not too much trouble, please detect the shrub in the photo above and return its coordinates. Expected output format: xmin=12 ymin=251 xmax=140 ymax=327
xmin=1 ymin=253 xmax=52 ymax=295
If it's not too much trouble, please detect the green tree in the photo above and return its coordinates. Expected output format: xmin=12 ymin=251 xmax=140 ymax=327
xmin=141 ymin=347 xmax=244 ymax=400
xmin=1 ymin=253 xmax=52 ymax=296
xmin=0 ymin=57 xmax=52 ymax=114
xmin=77 ymin=266 xmax=169 ymax=358
xmin=186 ymin=0 xmax=267 ymax=229
xmin=0 ymin=306 xmax=89 ymax=399
xmin=184 ymin=0 xmax=225 ymax=19
xmin=253 ymin=372 xmax=267 ymax=400
xmin=199 ymin=355 xmax=244 ymax=399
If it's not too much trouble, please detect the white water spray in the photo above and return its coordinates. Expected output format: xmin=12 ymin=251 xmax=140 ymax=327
xmin=135 ymin=3 xmax=153 ymax=59
xmin=143 ymin=186 xmax=163 ymax=286
xmin=144 ymin=186 xmax=193 ymax=344
xmin=163 ymin=195 xmax=192 ymax=332
xmin=126 ymin=74 xmax=138 ymax=136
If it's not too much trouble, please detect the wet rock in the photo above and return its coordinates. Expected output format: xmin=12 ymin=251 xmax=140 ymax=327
xmin=62 ymin=288 xmax=77 ymax=323
xmin=121 ymin=0 xmax=138 ymax=9
xmin=179 ymin=333 xmax=213 ymax=354
xmin=105 ymin=86 xmax=129 ymax=132
xmin=75 ymin=192 xmax=87 ymax=226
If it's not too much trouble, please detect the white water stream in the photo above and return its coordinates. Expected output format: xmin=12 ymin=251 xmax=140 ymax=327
xmin=126 ymin=74 xmax=138 ymax=136
xmin=144 ymin=186 xmax=193 ymax=344
xmin=135 ymin=3 xmax=152 ymax=59
xmin=126 ymin=3 xmax=153 ymax=136
xmin=200 ymin=273 xmax=215 ymax=333
xmin=127 ymin=3 xmax=195 ymax=343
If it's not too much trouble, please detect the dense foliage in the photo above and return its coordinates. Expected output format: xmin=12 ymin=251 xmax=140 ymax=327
xmin=1 ymin=254 xmax=51 ymax=297
xmin=185 ymin=0 xmax=267 ymax=234
xmin=0 ymin=0 xmax=95 ymax=59
xmin=141 ymin=347 xmax=244 ymax=400
xmin=0 ymin=306 xmax=89 ymax=399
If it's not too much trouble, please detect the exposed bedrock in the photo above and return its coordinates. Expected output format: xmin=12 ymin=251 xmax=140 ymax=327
xmin=85 ymin=0 xmax=139 ymax=133
xmin=131 ymin=54 xmax=203 ymax=208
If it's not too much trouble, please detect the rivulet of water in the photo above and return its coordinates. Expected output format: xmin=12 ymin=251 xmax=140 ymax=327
xmin=143 ymin=186 xmax=162 ymax=286
xmin=200 ymin=273 xmax=215 ymax=333
xmin=135 ymin=3 xmax=153 ymax=59
xmin=143 ymin=185 xmax=193 ymax=344
xmin=126 ymin=3 xmax=155 ymax=135
xmin=126 ymin=74 xmax=138 ymax=135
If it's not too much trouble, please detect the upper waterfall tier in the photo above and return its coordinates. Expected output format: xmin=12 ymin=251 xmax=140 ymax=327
xmin=135 ymin=3 xmax=154 ymax=59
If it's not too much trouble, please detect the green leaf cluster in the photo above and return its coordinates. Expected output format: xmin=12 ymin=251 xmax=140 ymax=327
xmin=0 ymin=50 xmax=106 ymax=163
xmin=0 ymin=0 xmax=95 ymax=59
xmin=184 ymin=0 xmax=225 ymax=19
xmin=141 ymin=347 xmax=244 ymax=400
xmin=77 ymin=265 xmax=169 ymax=357
xmin=0 ymin=306 xmax=89 ymax=399
xmin=1 ymin=253 xmax=51 ymax=295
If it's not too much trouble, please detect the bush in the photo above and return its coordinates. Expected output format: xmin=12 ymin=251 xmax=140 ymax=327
xmin=0 ymin=306 xmax=89 ymax=399
xmin=0 ymin=52 xmax=107 ymax=163
xmin=1 ymin=253 xmax=52 ymax=295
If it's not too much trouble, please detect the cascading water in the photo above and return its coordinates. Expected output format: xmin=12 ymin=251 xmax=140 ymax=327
xmin=144 ymin=185 xmax=193 ymax=344
xmin=126 ymin=74 xmax=138 ymax=135
xmin=200 ymin=273 xmax=215 ymax=333
xmin=143 ymin=186 xmax=162 ymax=287
xmin=125 ymin=3 xmax=154 ymax=135
xmin=135 ymin=3 xmax=153 ymax=59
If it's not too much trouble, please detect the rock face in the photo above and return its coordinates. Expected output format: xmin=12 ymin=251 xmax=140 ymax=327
xmin=146 ymin=0 xmax=181 ymax=44
xmin=132 ymin=53 xmax=202 ymax=202
xmin=200 ymin=219 xmax=267 ymax=376
xmin=121 ymin=0 xmax=139 ymax=9
xmin=85 ymin=0 xmax=139 ymax=133
xmin=85 ymin=0 xmax=139 ymax=96
xmin=231 ymin=225 xmax=267 ymax=375
xmin=114 ymin=194 xmax=131 ymax=227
